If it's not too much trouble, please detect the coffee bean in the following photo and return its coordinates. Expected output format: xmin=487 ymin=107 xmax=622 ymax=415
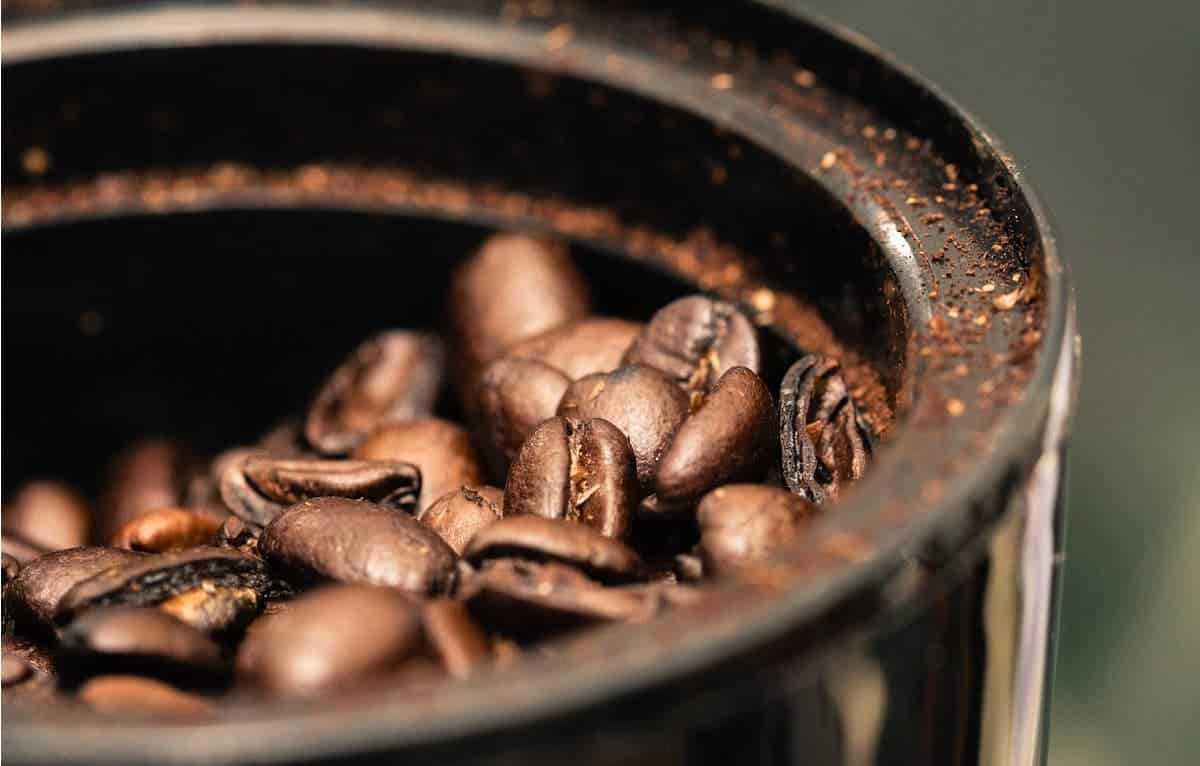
xmin=305 ymin=331 xmax=445 ymax=455
xmin=449 ymin=232 xmax=589 ymax=382
xmin=504 ymin=317 xmax=643 ymax=380
xmin=417 ymin=485 xmax=503 ymax=556
xmin=236 ymin=584 xmax=421 ymax=697
xmin=655 ymin=367 xmax=775 ymax=505
xmin=696 ymin=484 xmax=815 ymax=575
xmin=219 ymin=454 xmax=421 ymax=526
xmin=77 ymin=675 xmax=213 ymax=718
xmin=623 ymin=295 xmax=760 ymax=404
xmin=2 ymin=646 xmax=32 ymax=686
xmin=504 ymin=417 xmax=637 ymax=539
xmin=98 ymin=439 xmax=196 ymax=544
xmin=58 ymin=606 xmax=225 ymax=686
xmin=259 ymin=498 xmax=458 ymax=595
xmin=421 ymin=599 xmax=491 ymax=678
xmin=256 ymin=417 xmax=313 ymax=458
xmin=215 ymin=516 xmax=260 ymax=556
xmin=557 ymin=365 xmax=689 ymax=492
xmin=351 ymin=418 xmax=481 ymax=512
xmin=111 ymin=507 xmax=225 ymax=553
xmin=476 ymin=357 xmax=571 ymax=476
xmin=6 ymin=547 xmax=143 ymax=628
xmin=673 ymin=551 xmax=705 ymax=582
xmin=56 ymin=547 xmax=276 ymax=624
xmin=464 ymin=515 xmax=642 ymax=583
xmin=3 ymin=480 xmax=90 ymax=552
xmin=2 ymin=638 xmax=56 ymax=693
xmin=158 ymin=584 xmax=261 ymax=635
xmin=461 ymin=559 xmax=661 ymax=642
xmin=779 ymin=355 xmax=871 ymax=503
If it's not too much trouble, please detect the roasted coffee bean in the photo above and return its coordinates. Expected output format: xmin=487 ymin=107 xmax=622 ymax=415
xmin=696 ymin=484 xmax=816 ymax=575
xmin=623 ymin=295 xmax=760 ymax=404
xmin=462 ymin=560 xmax=664 ymax=642
xmin=504 ymin=417 xmax=637 ymax=539
xmin=256 ymin=417 xmax=312 ymax=458
xmin=2 ymin=646 xmax=32 ymax=686
xmin=2 ymin=533 xmax=49 ymax=564
xmin=464 ymin=515 xmax=642 ymax=583
xmin=236 ymin=584 xmax=421 ymax=697
xmin=259 ymin=498 xmax=458 ymax=595
xmin=3 ymin=480 xmax=90 ymax=552
xmin=77 ymin=675 xmax=213 ymax=718
xmin=655 ymin=367 xmax=775 ymax=505
xmin=56 ymin=547 xmax=275 ymax=624
xmin=111 ymin=507 xmax=225 ymax=553
xmin=305 ymin=331 xmax=445 ymax=455
xmin=6 ymin=547 xmax=143 ymax=628
xmin=352 ymin=418 xmax=481 ymax=511
xmin=449 ymin=232 xmax=589 ymax=382
xmin=557 ymin=365 xmax=689 ymax=492
xmin=421 ymin=599 xmax=491 ymax=678
xmin=58 ymin=606 xmax=225 ymax=686
xmin=417 ymin=485 xmax=503 ymax=555
xmin=779 ymin=355 xmax=871 ymax=503
xmin=219 ymin=455 xmax=420 ymax=526
xmin=476 ymin=357 xmax=571 ymax=476
xmin=158 ymin=584 xmax=261 ymax=635
xmin=98 ymin=439 xmax=195 ymax=543
xmin=504 ymin=317 xmax=643 ymax=380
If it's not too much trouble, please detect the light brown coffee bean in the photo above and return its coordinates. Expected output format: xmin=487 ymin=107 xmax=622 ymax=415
xmin=97 ymin=439 xmax=195 ymax=544
xmin=504 ymin=417 xmax=637 ymax=539
xmin=237 ymin=584 xmax=421 ymax=697
xmin=504 ymin=317 xmax=643 ymax=380
xmin=111 ymin=507 xmax=225 ymax=553
xmin=476 ymin=357 xmax=571 ymax=477
xmin=352 ymin=418 xmax=481 ymax=512
xmin=3 ymin=480 xmax=90 ymax=552
xmin=77 ymin=675 xmax=213 ymax=718
xmin=305 ymin=331 xmax=445 ymax=455
xmin=417 ymin=486 xmax=503 ymax=556
xmin=59 ymin=606 xmax=224 ymax=677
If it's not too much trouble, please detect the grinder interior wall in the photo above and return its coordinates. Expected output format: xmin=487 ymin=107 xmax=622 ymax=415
xmin=3 ymin=43 xmax=907 ymax=495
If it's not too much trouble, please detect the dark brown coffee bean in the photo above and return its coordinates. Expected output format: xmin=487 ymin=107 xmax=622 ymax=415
xmin=623 ymin=295 xmax=760 ymax=405
xmin=779 ymin=355 xmax=871 ymax=504
xmin=464 ymin=515 xmax=642 ymax=583
xmin=256 ymin=417 xmax=312 ymax=458
xmin=505 ymin=317 xmax=643 ymax=380
xmin=236 ymin=584 xmax=421 ymax=697
xmin=557 ymin=365 xmax=689 ymax=493
xmin=77 ymin=675 xmax=213 ymax=718
xmin=3 ymin=480 xmax=90 ymax=552
xmin=111 ymin=507 xmax=225 ymax=553
xmin=461 ymin=560 xmax=661 ymax=642
xmin=696 ymin=484 xmax=815 ymax=575
xmin=504 ymin=417 xmax=637 ymax=539
xmin=6 ymin=547 xmax=143 ymax=628
xmin=476 ymin=357 xmax=571 ymax=477
xmin=56 ymin=547 xmax=275 ymax=623
xmin=352 ymin=418 xmax=481 ymax=512
xmin=417 ymin=485 xmax=503 ymax=556
xmin=422 ymin=599 xmax=491 ymax=678
xmin=97 ymin=439 xmax=196 ymax=544
xmin=59 ymin=606 xmax=225 ymax=685
xmin=219 ymin=454 xmax=420 ymax=526
xmin=305 ymin=331 xmax=445 ymax=455
xmin=2 ymin=533 xmax=49 ymax=564
xmin=259 ymin=498 xmax=458 ymax=595
xmin=158 ymin=584 xmax=261 ymax=635
xmin=655 ymin=367 xmax=775 ymax=505
xmin=449 ymin=232 xmax=590 ymax=382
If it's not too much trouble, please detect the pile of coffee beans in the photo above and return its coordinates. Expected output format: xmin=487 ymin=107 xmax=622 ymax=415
xmin=2 ymin=231 xmax=872 ymax=718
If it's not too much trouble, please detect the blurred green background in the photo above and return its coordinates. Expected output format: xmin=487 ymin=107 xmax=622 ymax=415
xmin=796 ymin=1 xmax=1200 ymax=763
